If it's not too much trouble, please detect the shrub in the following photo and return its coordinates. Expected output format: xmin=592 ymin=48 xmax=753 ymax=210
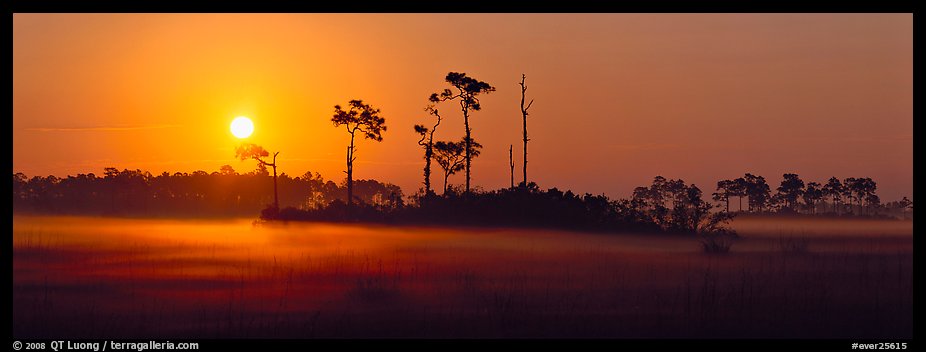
xmin=700 ymin=233 xmax=734 ymax=254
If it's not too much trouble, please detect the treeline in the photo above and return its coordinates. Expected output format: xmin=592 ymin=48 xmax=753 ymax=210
xmin=12 ymin=166 xmax=402 ymax=218
xmin=13 ymin=70 xmax=912 ymax=230
xmin=269 ymin=179 xmax=733 ymax=236
xmin=12 ymin=166 xmax=734 ymax=236
xmin=706 ymin=173 xmax=912 ymax=219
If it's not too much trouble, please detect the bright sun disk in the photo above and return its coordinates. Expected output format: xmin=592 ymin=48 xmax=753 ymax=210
xmin=230 ymin=116 xmax=254 ymax=138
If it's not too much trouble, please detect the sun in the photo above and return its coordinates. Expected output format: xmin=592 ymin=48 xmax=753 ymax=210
xmin=230 ymin=116 xmax=254 ymax=139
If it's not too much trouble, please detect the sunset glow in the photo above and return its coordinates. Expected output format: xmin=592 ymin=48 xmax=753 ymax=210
xmin=13 ymin=13 xmax=913 ymax=342
xmin=12 ymin=13 xmax=912 ymax=200
xmin=230 ymin=116 xmax=254 ymax=138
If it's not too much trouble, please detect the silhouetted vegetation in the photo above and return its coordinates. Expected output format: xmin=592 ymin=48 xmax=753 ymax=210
xmin=331 ymin=99 xmax=388 ymax=211
xmin=519 ymin=73 xmax=533 ymax=186
xmin=432 ymin=138 xmax=482 ymax=195
xmin=15 ymin=66 xmax=909 ymax=241
xmin=717 ymin=173 xmax=905 ymax=219
xmin=414 ymin=102 xmax=442 ymax=196
xmin=235 ymin=143 xmax=280 ymax=212
xmin=261 ymin=174 xmax=744 ymax=239
xmin=430 ymin=72 xmax=495 ymax=194
xmin=14 ymin=167 xmax=911 ymax=228
xmin=12 ymin=167 xmax=401 ymax=218
xmin=271 ymin=182 xmax=665 ymax=234
xmin=508 ymin=144 xmax=514 ymax=188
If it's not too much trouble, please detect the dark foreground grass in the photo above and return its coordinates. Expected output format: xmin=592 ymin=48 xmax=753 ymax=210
xmin=12 ymin=216 xmax=912 ymax=339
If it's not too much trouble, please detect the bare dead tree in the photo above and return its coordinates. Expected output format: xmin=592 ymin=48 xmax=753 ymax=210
xmin=509 ymin=144 xmax=514 ymax=188
xmin=519 ymin=74 xmax=533 ymax=186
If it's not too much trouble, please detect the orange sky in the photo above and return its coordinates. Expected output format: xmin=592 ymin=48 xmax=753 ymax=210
xmin=13 ymin=14 xmax=912 ymax=201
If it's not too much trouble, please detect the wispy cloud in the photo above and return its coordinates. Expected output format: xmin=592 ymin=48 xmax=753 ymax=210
xmin=24 ymin=124 xmax=181 ymax=132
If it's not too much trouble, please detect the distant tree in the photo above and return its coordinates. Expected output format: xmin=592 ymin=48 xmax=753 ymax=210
xmin=236 ymin=143 xmax=280 ymax=211
xmin=13 ymin=172 xmax=27 ymax=205
xmin=730 ymin=177 xmax=747 ymax=212
xmin=431 ymin=72 xmax=495 ymax=193
xmin=743 ymin=173 xmax=771 ymax=212
xmin=898 ymin=196 xmax=912 ymax=220
xmin=858 ymin=177 xmax=878 ymax=215
xmin=299 ymin=170 xmax=322 ymax=182
xmin=103 ymin=167 xmax=120 ymax=213
xmin=632 ymin=186 xmax=653 ymax=210
xmin=219 ymin=165 xmax=237 ymax=176
xmin=331 ymin=100 xmax=387 ymax=209
xmin=433 ymin=139 xmax=482 ymax=195
xmin=776 ymin=173 xmax=805 ymax=213
xmin=822 ymin=177 xmax=843 ymax=215
xmin=634 ymin=176 xmax=693 ymax=227
xmin=842 ymin=177 xmax=859 ymax=215
xmin=712 ymin=179 xmax=734 ymax=213
xmin=866 ymin=193 xmax=881 ymax=216
xmin=519 ymin=73 xmax=534 ymax=186
xmin=802 ymin=182 xmax=823 ymax=215
xmin=649 ymin=176 xmax=668 ymax=209
xmin=349 ymin=179 xmax=405 ymax=209
xmin=414 ymin=102 xmax=443 ymax=195
xmin=843 ymin=177 xmax=876 ymax=216
xmin=636 ymin=177 xmax=735 ymax=234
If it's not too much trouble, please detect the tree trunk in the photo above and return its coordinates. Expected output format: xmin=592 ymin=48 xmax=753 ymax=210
xmin=423 ymin=147 xmax=432 ymax=195
xmin=463 ymin=107 xmax=471 ymax=194
xmin=347 ymin=135 xmax=354 ymax=209
xmin=520 ymin=74 xmax=531 ymax=187
xmin=509 ymin=145 xmax=514 ymax=188
xmin=443 ymin=171 xmax=450 ymax=195
xmin=272 ymin=152 xmax=279 ymax=211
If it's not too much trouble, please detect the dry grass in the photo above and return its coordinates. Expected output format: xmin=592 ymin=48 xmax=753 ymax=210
xmin=12 ymin=215 xmax=913 ymax=339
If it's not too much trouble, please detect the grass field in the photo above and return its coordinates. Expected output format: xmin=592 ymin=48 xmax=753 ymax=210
xmin=12 ymin=215 xmax=912 ymax=338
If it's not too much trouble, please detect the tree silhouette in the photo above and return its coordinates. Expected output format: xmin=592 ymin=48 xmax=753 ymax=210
xmin=712 ymin=179 xmax=734 ymax=213
xmin=898 ymin=196 xmax=912 ymax=220
xmin=104 ymin=167 xmax=119 ymax=213
xmin=823 ymin=177 xmax=843 ymax=215
xmin=858 ymin=177 xmax=878 ymax=216
xmin=431 ymin=72 xmax=495 ymax=194
xmin=866 ymin=193 xmax=881 ymax=216
xmin=743 ymin=173 xmax=771 ymax=213
xmin=332 ymin=100 xmax=387 ymax=210
xmin=776 ymin=173 xmax=805 ymax=213
xmin=731 ymin=177 xmax=747 ymax=212
xmin=236 ymin=143 xmax=280 ymax=211
xmin=414 ymin=102 xmax=442 ymax=196
xmin=803 ymin=182 xmax=823 ymax=215
xmin=635 ymin=176 xmax=734 ymax=234
xmin=509 ymin=144 xmax=514 ymax=188
xmin=219 ymin=165 xmax=237 ymax=176
xmin=519 ymin=73 xmax=533 ymax=186
xmin=842 ymin=177 xmax=860 ymax=215
xmin=433 ymin=138 xmax=482 ymax=195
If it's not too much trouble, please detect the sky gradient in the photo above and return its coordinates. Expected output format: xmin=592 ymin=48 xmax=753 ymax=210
xmin=13 ymin=14 xmax=912 ymax=201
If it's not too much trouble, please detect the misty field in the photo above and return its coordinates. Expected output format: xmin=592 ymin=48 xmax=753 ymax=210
xmin=13 ymin=215 xmax=912 ymax=338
